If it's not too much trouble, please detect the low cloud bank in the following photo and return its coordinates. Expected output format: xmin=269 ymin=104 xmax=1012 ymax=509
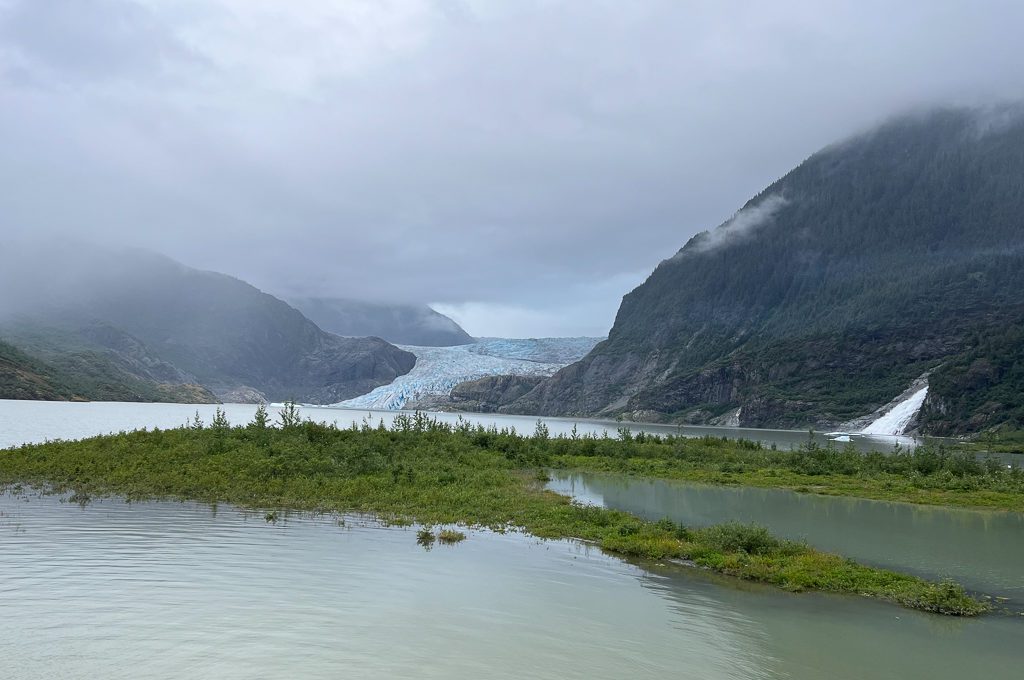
xmin=680 ymin=194 xmax=789 ymax=256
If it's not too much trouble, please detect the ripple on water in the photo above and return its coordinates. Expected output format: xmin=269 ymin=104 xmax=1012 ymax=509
xmin=1 ymin=491 xmax=1021 ymax=680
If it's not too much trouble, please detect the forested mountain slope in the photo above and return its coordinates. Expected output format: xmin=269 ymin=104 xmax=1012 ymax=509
xmin=0 ymin=338 xmax=215 ymax=403
xmin=506 ymin=107 xmax=1024 ymax=434
xmin=1 ymin=250 xmax=415 ymax=403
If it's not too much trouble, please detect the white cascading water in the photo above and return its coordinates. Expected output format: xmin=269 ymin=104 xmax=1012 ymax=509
xmin=861 ymin=385 xmax=929 ymax=436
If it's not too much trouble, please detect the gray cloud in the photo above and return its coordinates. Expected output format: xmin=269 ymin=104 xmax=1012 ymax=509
xmin=2 ymin=1 xmax=1023 ymax=336
xmin=0 ymin=0 xmax=200 ymax=83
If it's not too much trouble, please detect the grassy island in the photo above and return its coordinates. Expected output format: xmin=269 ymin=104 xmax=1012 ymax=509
xmin=0 ymin=408 xmax=1000 ymax=616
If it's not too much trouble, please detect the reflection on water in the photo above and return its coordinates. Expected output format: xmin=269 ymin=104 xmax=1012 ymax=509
xmin=550 ymin=473 xmax=1024 ymax=600
xmin=0 ymin=492 xmax=1021 ymax=679
xmin=0 ymin=492 xmax=767 ymax=679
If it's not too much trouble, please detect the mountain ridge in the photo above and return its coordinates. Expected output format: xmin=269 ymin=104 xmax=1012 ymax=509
xmin=0 ymin=249 xmax=416 ymax=404
xmin=495 ymin=106 xmax=1024 ymax=434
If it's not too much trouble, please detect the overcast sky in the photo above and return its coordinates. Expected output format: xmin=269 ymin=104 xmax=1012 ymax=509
xmin=2 ymin=1 xmax=1023 ymax=337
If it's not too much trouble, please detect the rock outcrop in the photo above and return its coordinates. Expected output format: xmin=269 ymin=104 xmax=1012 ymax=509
xmin=450 ymin=374 xmax=545 ymax=413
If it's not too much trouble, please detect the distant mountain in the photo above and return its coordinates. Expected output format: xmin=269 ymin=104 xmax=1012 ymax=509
xmin=289 ymin=297 xmax=473 ymax=347
xmin=0 ymin=249 xmax=416 ymax=404
xmin=501 ymin=106 xmax=1024 ymax=434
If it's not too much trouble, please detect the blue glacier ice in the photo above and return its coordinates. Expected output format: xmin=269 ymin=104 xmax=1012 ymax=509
xmin=333 ymin=337 xmax=601 ymax=410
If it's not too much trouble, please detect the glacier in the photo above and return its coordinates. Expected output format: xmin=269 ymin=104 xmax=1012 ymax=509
xmin=332 ymin=337 xmax=601 ymax=411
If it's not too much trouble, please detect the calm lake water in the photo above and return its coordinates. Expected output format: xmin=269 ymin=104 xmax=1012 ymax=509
xmin=549 ymin=473 xmax=1024 ymax=601
xmin=1 ymin=492 xmax=1021 ymax=680
xmin=1 ymin=399 xmax=1023 ymax=678
xmin=0 ymin=398 xmax=920 ymax=452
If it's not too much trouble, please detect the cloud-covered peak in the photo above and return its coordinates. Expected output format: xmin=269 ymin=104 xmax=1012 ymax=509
xmin=2 ymin=1 xmax=1023 ymax=336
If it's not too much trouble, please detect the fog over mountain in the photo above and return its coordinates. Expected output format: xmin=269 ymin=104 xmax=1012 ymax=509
xmin=289 ymin=297 xmax=473 ymax=347
xmin=0 ymin=245 xmax=416 ymax=404
xmin=3 ymin=1 xmax=1024 ymax=336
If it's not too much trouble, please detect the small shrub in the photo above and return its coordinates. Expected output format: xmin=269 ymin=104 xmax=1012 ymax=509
xmin=654 ymin=517 xmax=692 ymax=541
xmin=617 ymin=521 xmax=642 ymax=536
xmin=896 ymin=579 xmax=989 ymax=616
xmin=278 ymin=401 xmax=302 ymax=429
xmin=211 ymin=407 xmax=230 ymax=431
xmin=437 ymin=529 xmax=467 ymax=544
xmin=697 ymin=522 xmax=781 ymax=555
xmin=416 ymin=527 xmax=436 ymax=546
xmin=251 ymin=403 xmax=270 ymax=429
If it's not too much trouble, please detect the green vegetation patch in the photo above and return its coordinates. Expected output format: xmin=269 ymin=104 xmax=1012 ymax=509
xmin=552 ymin=429 xmax=1024 ymax=512
xmin=0 ymin=411 xmax=990 ymax=616
xmin=0 ymin=338 xmax=216 ymax=404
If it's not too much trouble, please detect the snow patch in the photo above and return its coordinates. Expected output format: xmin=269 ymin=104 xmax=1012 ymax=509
xmin=861 ymin=385 xmax=929 ymax=436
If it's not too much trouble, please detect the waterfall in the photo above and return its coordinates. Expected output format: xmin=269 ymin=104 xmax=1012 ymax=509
xmin=861 ymin=385 xmax=929 ymax=436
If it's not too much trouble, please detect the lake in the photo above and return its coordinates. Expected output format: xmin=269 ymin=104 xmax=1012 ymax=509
xmin=0 ymin=398 xmax=922 ymax=452
xmin=549 ymin=472 xmax=1024 ymax=602
xmin=1 ymin=399 xmax=1022 ymax=678
xmin=1 ymin=492 xmax=1021 ymax=680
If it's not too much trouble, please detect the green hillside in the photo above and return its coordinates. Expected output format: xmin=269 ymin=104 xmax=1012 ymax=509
xmin=0 ymin=338 xmax=215 ymax=403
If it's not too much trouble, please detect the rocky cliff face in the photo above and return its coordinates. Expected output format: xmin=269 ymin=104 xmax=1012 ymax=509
xmin=450 ymin=374 xmax=545 ymax=413
xmin=501 ymin=107 xmax=1024 ymax=433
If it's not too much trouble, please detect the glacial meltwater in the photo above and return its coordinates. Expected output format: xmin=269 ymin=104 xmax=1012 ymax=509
xmin=549 ymin=473 xmax=1024 ymax=602
xmin=1 ymin=399 xmax=1023 ymax=678
xmin=1 ymin=492 xmax=1022 ymax=680
xmin=0 ymin=398 xmax=925 ymax=452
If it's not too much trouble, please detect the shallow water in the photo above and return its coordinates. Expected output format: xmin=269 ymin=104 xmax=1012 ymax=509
xmin=549 ymin=472 xmax=1024 ymax=601
xmin=1 ymin=492 xmax=1021 ymax=680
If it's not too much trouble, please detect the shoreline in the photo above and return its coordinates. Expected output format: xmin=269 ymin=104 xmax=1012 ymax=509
xmin=0 ymin=413 xmax=996 ymax=616
xmin=551 ymin=456 xmax=1024 ymax=513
